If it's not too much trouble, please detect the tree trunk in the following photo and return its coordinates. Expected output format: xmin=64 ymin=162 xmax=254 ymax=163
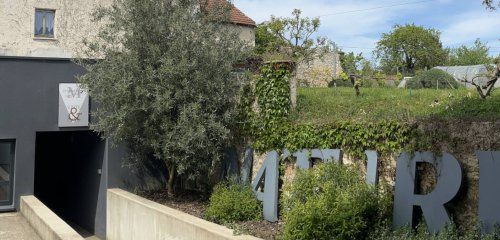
xmin=167 ymin=165 xmax=175 ymax=197
xmin=468 ymin=64 xmax=499 ymax=99
xmin=406 ymin=60 xmax=414 ymax=74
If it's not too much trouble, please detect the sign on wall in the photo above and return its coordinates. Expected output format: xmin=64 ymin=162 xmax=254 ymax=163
xmin=252 ymin=149 xmax=500 ymax=234
xmin=58 ymin=83 xmax=89 ymax=127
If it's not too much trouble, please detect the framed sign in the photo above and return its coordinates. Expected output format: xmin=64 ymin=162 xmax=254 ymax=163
xmin=58 ymin=83 xmax=89 ymax=127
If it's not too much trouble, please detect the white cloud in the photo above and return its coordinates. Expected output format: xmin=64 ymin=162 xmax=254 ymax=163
xmin=234 ymin=0 xmax=436 ymax=57
xmin=440 ymin=10 xmax=500 ymax=49
xmin=233 ymin=0 xmax=500 ymax=57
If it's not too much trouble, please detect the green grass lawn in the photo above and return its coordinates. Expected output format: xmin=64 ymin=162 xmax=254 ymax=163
xmin=292 ymin=87 xmax=500 ymax=124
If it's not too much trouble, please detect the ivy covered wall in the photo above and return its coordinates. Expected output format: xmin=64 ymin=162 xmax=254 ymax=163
xmin=242 ymin=62 xmax=500 ymax=229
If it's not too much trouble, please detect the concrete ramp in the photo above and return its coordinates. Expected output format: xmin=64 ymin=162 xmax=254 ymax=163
xmin=20 ymin=195 xmax=85 ymax=240
xmin=0 ymin=212 xmax=41 ymax=240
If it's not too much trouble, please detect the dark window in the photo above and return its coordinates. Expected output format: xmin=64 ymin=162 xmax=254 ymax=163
xmin=34 ymin=9 xmax=55 ymax=38
xmin=0 ymin=140 xmax=15 ymax=206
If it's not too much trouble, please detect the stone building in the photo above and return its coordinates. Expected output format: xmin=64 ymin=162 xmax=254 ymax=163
xmin=295 ymin=49 xmax=343 ymax=87
xmin=0 ymin=0 xmax=111 ymax=58
xmin=0 ymin=0 xmax=255 ymax=238
xmin=206 ymin=0 xmax=256 ymax=46
xmin=0 ymin=0 xmax=255 ymax=58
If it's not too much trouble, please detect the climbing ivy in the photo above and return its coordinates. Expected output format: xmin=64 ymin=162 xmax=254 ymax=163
xmin=252 ymin=121 xmax=420 ymax=160
xmin=245 ymin=62 xmax=423 ymax=160
xmin=254 ymin=62 xmax=292 ymax=127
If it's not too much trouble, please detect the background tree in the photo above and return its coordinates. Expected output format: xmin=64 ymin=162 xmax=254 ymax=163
xmin=256 ymin=9 xmax=332 ymax=108
xmin=78 ymin=0 xmax=247 ymax=196
xmin=474 ymin=0 xmax=500 ymax=98
xmin=375 ymin=24 xmax=447 ymax=74
xmin=461 ymin=57 xmax=500 ymax=99
xmin=360 ymin=59 xmax=375 ymax=78
xmin=447 ymin=39 xmax=493 ymax=66
xmin=254 ymin=22 xmax=286 ymax=55
xmin=256 ymin=9 xmax=329 ymax=62
xmin=339 ymin=51 xmax=363 ymax=75
xmin=483 ymin=0 xmax=500 ymax=9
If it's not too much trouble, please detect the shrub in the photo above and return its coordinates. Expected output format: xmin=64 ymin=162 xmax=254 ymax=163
xmin=328 ymin=78 xmax=377 ymax=88
xmin=396 ymin=72 xmax=403 ymax=81
xmin=281 ymin=163 xmax=391 ymax=240
xmin=374 ymin=72 xmax=387 ymax=87
xmin=361 ymin=78 xmax=376 ymax=87
xmin=407 ymin=69 xmax=459 ymax=89
xmin=204 ymin=182 xmax=261 ymax=223
xmin=328 ymin=78 xmax=353 ymax=87
xmin=328 ymin=72 xmax=353 ymax=87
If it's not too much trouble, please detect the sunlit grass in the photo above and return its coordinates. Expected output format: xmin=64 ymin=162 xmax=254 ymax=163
xmin=292 ymin=87 xmax=500 ymax=124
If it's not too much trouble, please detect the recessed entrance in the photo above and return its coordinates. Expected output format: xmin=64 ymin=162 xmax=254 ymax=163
xmin=34 ymin=131 xmax=105 ymax=237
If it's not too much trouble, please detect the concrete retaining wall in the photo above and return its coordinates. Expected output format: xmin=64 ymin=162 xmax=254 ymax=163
xmin=107 ymin=188 xmax=262 ymax=240
xmin=20 ymin=195 xmax=84 ymax=240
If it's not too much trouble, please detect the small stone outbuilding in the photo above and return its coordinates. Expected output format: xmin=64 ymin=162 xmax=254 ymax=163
xmin=295 ymin=49 xmax=342 ymax=87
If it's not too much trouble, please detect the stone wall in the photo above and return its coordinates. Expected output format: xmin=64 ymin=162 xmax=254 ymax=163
xmin=294 ymin=50 xmax=342 ymax=87
xmin=0 ymin=0 xmax=112 ymax=58
xmin=249 ymin=120 xmax=500 ymax=229
xmin=0 ymin=0 xmax=255 ymax=59
xmin=228 ymin=24 xmax=256 ymax=47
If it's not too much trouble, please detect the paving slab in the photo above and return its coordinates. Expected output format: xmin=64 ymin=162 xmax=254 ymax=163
xmin=0 ymin=212 xmax=42 ymax=240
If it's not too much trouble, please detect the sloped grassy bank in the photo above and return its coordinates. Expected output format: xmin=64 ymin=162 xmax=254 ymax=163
xmin=293 ymin=87 xmax=500 ymax=124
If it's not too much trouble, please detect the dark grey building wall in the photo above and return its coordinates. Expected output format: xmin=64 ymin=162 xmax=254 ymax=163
xmin=0 ymin=57 xmax=87 ymax=210
xmin=0 ymin=57 xmax=165 ymax=238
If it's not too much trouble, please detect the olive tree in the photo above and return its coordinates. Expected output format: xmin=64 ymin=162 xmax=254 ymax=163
xmin=77 ymin=0 xmax=248 ymax=196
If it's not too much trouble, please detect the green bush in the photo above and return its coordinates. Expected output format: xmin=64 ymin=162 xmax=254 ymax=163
xmin=407 ymin=69 xmax=459 ymax=89
xmin=329 ymin=78 xmax=378 ymax=88
xmin=328 ymin=78 xmax=378 ymax=88
xmin=329 ymin=78 xmax=353 ymax=87
xmin=361 ymin=78 xmax=376 ymax=88
xmin=374 ymin=72 xmax=387 ymax=87
xmin=281 ymin=163 xmax=391 ymax=240
xmin=204 ymin=182 xmax=261 ymax=223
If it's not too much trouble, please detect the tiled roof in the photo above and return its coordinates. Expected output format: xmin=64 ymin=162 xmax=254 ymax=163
xmin=204 ymin=0 xmax=256 ymax=27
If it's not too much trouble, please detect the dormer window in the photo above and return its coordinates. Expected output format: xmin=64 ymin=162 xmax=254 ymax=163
xmin=34 ymin=9 xmax=55 ymax=38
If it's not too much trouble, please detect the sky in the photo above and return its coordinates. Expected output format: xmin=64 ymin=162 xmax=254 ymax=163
xmin=233 ymin=0 xmax=500 ymax=60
